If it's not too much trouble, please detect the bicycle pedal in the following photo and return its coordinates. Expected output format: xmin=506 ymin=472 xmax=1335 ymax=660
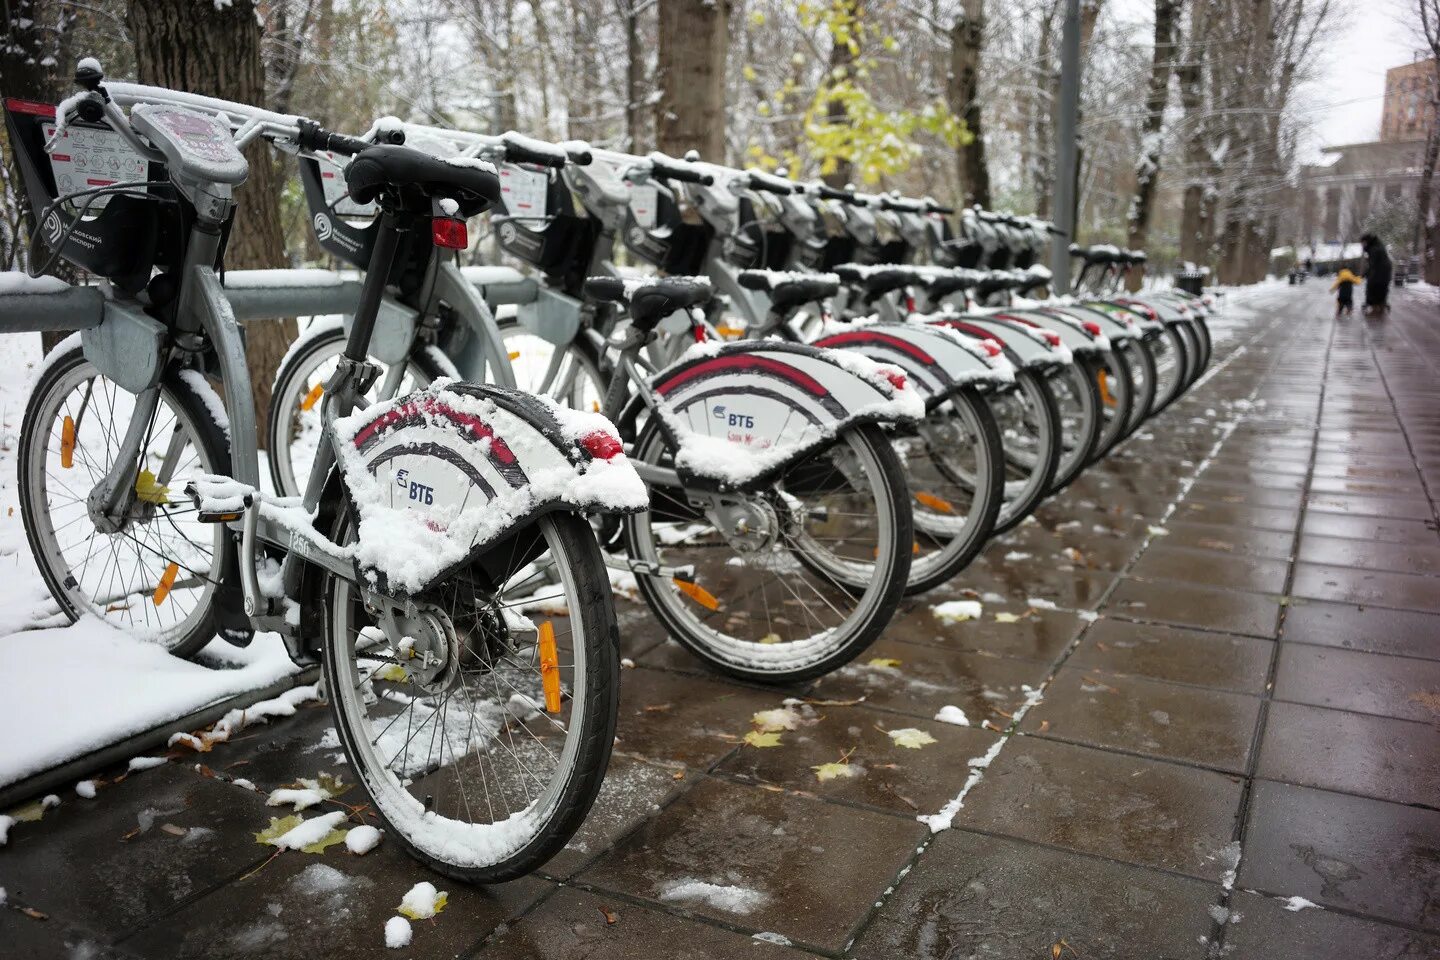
xmin=184 ymin=475 xmax=258 ymax=523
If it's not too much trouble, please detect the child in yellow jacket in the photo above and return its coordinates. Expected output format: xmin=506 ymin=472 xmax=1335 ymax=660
xmin=1330 ymin=267 xmax=1360 ymax=318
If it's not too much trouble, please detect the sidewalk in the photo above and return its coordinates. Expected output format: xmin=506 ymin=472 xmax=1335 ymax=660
xmin=2 ymin=281 xmax=1437 ymax=959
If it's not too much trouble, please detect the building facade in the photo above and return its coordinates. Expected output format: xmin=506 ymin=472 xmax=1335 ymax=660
xmin=1380 ymin=57 xmax=1438 ymax=143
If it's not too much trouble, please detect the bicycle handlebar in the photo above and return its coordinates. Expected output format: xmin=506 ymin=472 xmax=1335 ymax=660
xmin=813 ymin=184 xmax=866 ymax=205
xmin=745 ymin=169 xmax=794 ymax=195
xmin=646 ymin=152 xmax=714 ymax=185
xmin=294 ymin=118 xmax=371 ymax=157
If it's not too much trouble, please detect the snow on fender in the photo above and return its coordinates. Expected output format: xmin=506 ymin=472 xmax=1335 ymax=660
xmin=648 ymin=339 xmax=923 ymax=491
xmin=332 ymin=381 xmax=647 ymax=595
xmin=812 ymin=320 xmax=1014 ymax=409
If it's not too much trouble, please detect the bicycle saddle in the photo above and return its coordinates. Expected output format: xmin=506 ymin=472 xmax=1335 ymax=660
xmin=914 ymin=268 xmax=979 ymax=299
xmin=737 ymin=270 xmax=839 ymax=309
xmin=584 ymin=276 xmax=713 ymax=330
xmin=832 ymin=264 xmax=918 ymax=299
xmin=344 ymin=144 xmax=501 ymax=217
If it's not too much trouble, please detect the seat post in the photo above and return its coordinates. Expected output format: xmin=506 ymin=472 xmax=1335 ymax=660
xmin=345 ymin=210 xmax=406 ymax=362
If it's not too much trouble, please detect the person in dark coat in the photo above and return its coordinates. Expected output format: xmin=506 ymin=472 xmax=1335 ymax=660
xmin=1359 ymin=233 xmax=1392 ymax=316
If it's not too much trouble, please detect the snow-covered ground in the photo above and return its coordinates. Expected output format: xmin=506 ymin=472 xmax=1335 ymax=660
xmin=0 ymin=331 xmax=299 ymax=789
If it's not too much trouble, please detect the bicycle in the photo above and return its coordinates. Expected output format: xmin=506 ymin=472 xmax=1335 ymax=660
xmin=8 ymin=63 xmax=650 ymax=881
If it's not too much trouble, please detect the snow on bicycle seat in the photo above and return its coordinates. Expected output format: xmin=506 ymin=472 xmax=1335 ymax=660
xmin=910 ymin=266 xmax=982 ymax=298
xmin=344 ymin=144 xmax=501 ymax=217
xmin=737 ymin=270 xmax=839 ymax=309
xmin=832 ymin=263 xmax=921 ymax=297
xmin=583 ymin=276 xmax=713 ymax=331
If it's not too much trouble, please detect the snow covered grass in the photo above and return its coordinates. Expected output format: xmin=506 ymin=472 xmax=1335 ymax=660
xmin=0 ymin=331 xmax=304 ymax=789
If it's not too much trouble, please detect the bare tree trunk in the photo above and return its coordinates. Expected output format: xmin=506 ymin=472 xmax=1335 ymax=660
xmin=1422 ymin=120 xmax=1440 ymax=284
xmin=947 ymin=0 xmax=991 ymax=208
xmin=128 ymin=0 xmax=294 ymax=449
xmin=1125 ymin=0 xmax=1178 ymax=289
xmin=1033 ymin=5 xmax=1057 ymax=218
xmin=1 ymin=0 xmax=77 ymax=351
xmin=655 ymin=0 xmax=730 ymax=160
xmin=620 ymin=0 xmax=644 ymax=151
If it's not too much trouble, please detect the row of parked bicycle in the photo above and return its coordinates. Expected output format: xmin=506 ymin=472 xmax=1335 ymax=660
xmin=2 ymin=61 xmax=1214 ymax=882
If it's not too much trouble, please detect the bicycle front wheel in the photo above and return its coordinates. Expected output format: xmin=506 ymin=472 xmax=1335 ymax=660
xmin=323 ymin=511 xmax=619 ymax=882
xmin=19 ymin=342 xmax=230 ymax=658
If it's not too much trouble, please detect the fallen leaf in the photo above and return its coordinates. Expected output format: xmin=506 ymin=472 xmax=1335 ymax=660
xmin=398 ymin=890 xmax=449 ymax=920
xmin=994 ymin=612 xmax=1022 ymax=623
xmin=1038 ymin=720 xmax=1051 ymax=733
xmin=759 ymin=632 xmax=783 ymax=644
xmin=1197 ymin=538 xmax=1233 ymax=552
xmin=672 ymin=769 xmax=686 ymax=780
xmin=371 ymin=663 xmax=409 ymax=683
xmin=255 ymin=815 xmax=305 ymax=846
xmin=887 ymin=728 xmax=937 ymax=749
xmin=160 ymin=823 xmax=188 ymax=837
xmin=20 ymin=906 xmax=48 ymax=920
xmin=300 ymin=829 xmax=349 ymax=854
xmin=8 ymin=800 xmax=47 ymax=823
xmin=867 ymin=657 xmax=902 ymax=669
xmin=751 ymin=707 xmax=801 ymax=732
xmin=743 ymin=730 xmax=783 ymax=748
xmin=1407 ymin=691 xmax=1440 ymax=715
xmin=813 ymin=762 xmax=860 ymax=782
xmin=642 ymin=703 xmax=673 ymax=713
xmin=600 ymin=906 xmax=619 ymax=924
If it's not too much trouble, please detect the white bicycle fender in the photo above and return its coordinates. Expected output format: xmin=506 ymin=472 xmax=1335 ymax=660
xmin=811 ymin=321 xmax=1014 ymax=408
xmin=332 ymin=382 xmax=647 ymax=595
xmin=919 ymin=314 xmax=1073 ymax=369
xmin=649 ymin=340 xmax=924 ymax=491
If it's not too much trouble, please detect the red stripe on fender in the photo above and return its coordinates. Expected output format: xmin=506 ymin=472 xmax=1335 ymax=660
xmin=994 ymin=313 xmax=1039 ymax=328
xmin=352 ymin=399 xmax=516 ymax=463
xmin=813 ymin=330 xmax=935 ymax=365
xmin=928 ymin=318 xmax=1008 ymax=346
xmin=655 ymin=354 xmax=828 ymax=397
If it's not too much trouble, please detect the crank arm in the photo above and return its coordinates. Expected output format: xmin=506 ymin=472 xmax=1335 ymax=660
xmin=607 ymin=554 xmax=695 ymax=580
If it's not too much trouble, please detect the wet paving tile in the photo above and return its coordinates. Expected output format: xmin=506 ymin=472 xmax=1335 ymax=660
xmin=1169 ymin=501 xmax=1300 ymax=534
xmin=1301 ymin=512 xmax=1439 ymax=547
xmin=1023 ymin=669 xmax=1260 ymax=773
xmin=473 ymin=888 xmax=793 ymax=959
xmin=959 ymin=736 xmax=1244 ymax=881
xmin=0 ymin=910 xmax=136 ymax=960
xmin=1199 ymin=467 xmax=1306 ymax=491
xmin=205 ymin=701 xmax=349 ymax=794
xmin=950 ymin=559 xmax=1115 ymax=613
xmin=716 ymin=703 xmax=999 ymax=816
xmin=1127 ymin=544 xmax=1290 ymax=595
xmin=122 ymin=826 xmax=550 ymax=959
xmin=1105 ymin=579 xmax=1281 ymax=638
xmin=545 ymin=754 xmax=687 ymax=879
xmin=1239 ymin=780 xmax=1440 ymax=932
xmin=1206 ymin=456 xmax=1308 ymax=477
xmin=806 ymin=637 xmax=1049 ymax=726
xmin=1282 ymin=600 xmax=1440 ymax=660
xmin=610 ymin=667 xmax=787 ymax=770
xmin=1296 ymin=534 xmax=1440 ymax=577
xmin=579 ymin=775 xmax=926 ymax=952
xmin=1184 ymin=481 xmax=1305 ymax=510
xmin=1305 ymin=492 xmax=1435 ymax=521
xmin=849 ymin=830 xmax=1213 ymax=960
xmin=1307 ymin=473 xmax=1425 ymax=497
xmin=1291 ymin=563 xmax=1440 ymax=614
xmin=1067 ymin=618 xmax=1272 ymax=694
xmin=1158 ymin=521 xmax=1296 ymax=560
xmin=1256 ymin=701 xmax=1440 ymax=808
xmin=1274 ymin=644 xmax=1440 ymax=723
xmin=1221 ymin=889 xmax=1440 ymax=959
xmin=0 ymin=764 xmax=273 ymax=940
xmin=881 ymin=603 xmax=1083 ymax=662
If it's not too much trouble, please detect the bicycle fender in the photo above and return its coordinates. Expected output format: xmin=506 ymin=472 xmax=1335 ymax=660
xmin=811 ymin=320 xmax=1014 ymax=409
xmin=647 ymin=339 xmax=923 ymax=491
xmin=920 ymin=313 xmax=1073 ymax=370
xmin=992 ymin=309 xmax=1112 ymax=354
xmin=331 ymin=381 xmax=647 ymax=595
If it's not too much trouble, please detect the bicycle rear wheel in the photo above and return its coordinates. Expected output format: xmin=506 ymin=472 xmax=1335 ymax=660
xmin=1047 ymin=357 xmax=1104 ymax=491
xmin=988 ymin=369 xmax=1061 ymax=534
xmin=622 ymin=420 xmax=911 ymax=683
xmin=322 ymin=511 xmax=618 ymax=882
xmin=19 ymin=342 xmax=229 ymax=658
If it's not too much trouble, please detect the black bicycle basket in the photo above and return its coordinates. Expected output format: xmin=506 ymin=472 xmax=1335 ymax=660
xmin=493 ymin=167 xmax=599 ymax=279
xmin=4 ymin=96 xmax=198 ymax=295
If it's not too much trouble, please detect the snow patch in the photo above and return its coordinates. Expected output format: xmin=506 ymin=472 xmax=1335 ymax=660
xmin=384 ymin=916 xmax=412 ymax=949
xmin=659 ymin=879 xmax=769 ymax=914
xmin=932 ymin=600 xmax=982 ymax=623
xmin=934 ymin=705 xmax=970 ymax=726
xmin=346 ymin=824 xmax=383 ymax=855
xmin=1280 ymin=895 xmax=1321 ymax=912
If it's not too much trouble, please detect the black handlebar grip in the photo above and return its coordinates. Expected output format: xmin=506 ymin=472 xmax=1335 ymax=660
xmin=925 ymin=202 xmax=956 ymax=215
xmin=746 ymin=173 xmax=793 ymax=195
xmin=295 ymin=118 xmax=371 ymax=157
xmin=648 ymin=153 xmax=714 ymax=185
xmin=502 ymin=144 xmax=568 ymax=169
xmin=565 ymin=146 xmax=593 ymax=166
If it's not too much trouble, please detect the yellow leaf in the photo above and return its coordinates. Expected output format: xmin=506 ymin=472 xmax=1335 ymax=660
xmin=372 ymin=663 xmax=408 ymax=683
xmin=994 ymin=612 xmax=1022 ymax=623
xmin=751 ymin=708 xmax=800 ymax=732
xmin=759 ymin=632 xmax=783 ymax=644
xmin=744 ymin=730 xmax=783 ymax=748
xmin=254 ymin=814 xmax=305 ymax=845
xmin=300 ymin=829 xmax=348 ymax=855
xmin=813 ymin=761 xmax=859 ymax=782
xmin=888 ymin=728 xmax=937 ymax=749
xmin=867 ymin=657 xmax=902 ymax=669
xmin=8 ymin=800 xmax=47 ymax=822
xmin=399 ymin=890 xmax=449 ymax=919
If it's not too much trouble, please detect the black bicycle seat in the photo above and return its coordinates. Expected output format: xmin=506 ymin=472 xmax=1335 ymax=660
xmin=738 ymin=270 xmax=839 ymax=310
xmin=584 ymin=276 xmax=713 ymax=330
xmin=832 ymin=264 xmax=917 ymax=298
xmin=344 ymin=144 xmax=501 ymax=217
xmin=914 ymin=269 xmax=977 ymax=298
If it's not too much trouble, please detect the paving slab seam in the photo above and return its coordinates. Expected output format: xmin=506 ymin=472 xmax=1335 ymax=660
xmin=833 ymin=311 xmax=1296 ymax=957
xmin=1348 ymin=341 xmax=1440 ymax=529
xmin=1233 ymin=882 xmax=1440 ymax=940
xmin=1208 ymin=311 xmax=1337 ymax=958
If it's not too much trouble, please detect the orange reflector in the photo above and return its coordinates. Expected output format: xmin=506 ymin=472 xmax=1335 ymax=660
xmin=300 ymin=382 xmax=324 ymax=411
xmin=60 ymin=416 xmax=76 ymax=469
xmin=913 ymin=542 xmax=921 ymax=555
xmin=591 ymin=401 xmax=600 ymax=413
xmin=508 ymin=350 xmax=521 ymax=361
xmin=716 ymin=324 xmax=745 ymax=338
xmin=673 ymin=578 xmax=720 ymax=611
xmin=1097 ymin=370 xmax=1116 ymax=408
xmin=153 ymin=562 xmax=179 ymax=607
xmin=538 ymin=620 xmax=562 ymax=713
xmin=914 ymin=491 xmax=954 ymax=514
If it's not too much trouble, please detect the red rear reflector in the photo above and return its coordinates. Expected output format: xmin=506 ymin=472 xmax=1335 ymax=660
xmin=432 ymin=217 xmax=468 ymax=249
xmin=882 ymin=369 xmax=907 ymax=391
xmin=4 ymin=98 xmax=57 ymax=117
xmin=1041 ymin=330 xmax=1062 ymax=347
xmin=579 ymin=430 xmax=623 ymax=460
xmin=981 ymin=339 xmax=1003 ymax=357
xmin=1082 ymin=320 xmax=1102 ymax=337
